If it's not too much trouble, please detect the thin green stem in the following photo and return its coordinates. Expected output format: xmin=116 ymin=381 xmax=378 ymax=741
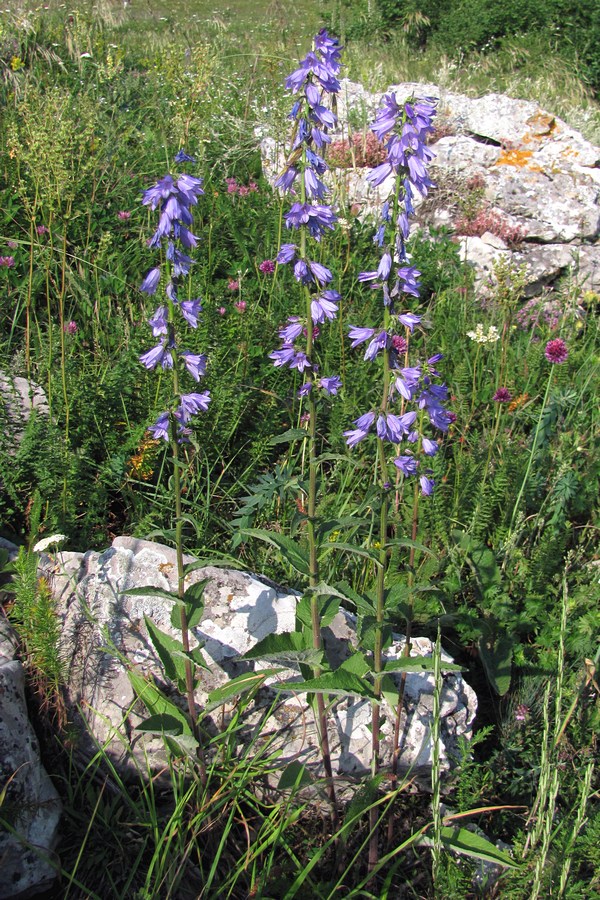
xmin=509 ymin=367 xmax=554 ymax=532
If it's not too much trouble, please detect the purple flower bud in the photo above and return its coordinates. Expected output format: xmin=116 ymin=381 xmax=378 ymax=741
xmin=420 ymin=475 xmax=435 ymax=496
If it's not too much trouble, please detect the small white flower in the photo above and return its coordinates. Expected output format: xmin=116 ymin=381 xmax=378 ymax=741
xmin=33 ymin=534 xmax=67 ymax=553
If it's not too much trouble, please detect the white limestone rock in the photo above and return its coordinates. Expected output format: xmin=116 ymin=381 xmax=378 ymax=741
xmin=44 ymin=536 xmax=477 ymax=784
xmin=0 ymin=621 xmax=62 ymax=899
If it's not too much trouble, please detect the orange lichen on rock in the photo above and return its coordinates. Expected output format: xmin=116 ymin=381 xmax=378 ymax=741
xmin=494 ymin=148 xmax=543 ymax=171
xmin=525 ymin=112 xmax=556 ymax=136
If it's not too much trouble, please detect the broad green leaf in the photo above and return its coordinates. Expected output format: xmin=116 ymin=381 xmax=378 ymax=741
xmin=384 ymin=538 xmax=437 ymax=558
xmin=275 ymin=671 xmax=375 ymax=699
xmin=184 ymin=557 xmax=244 ymax=573
xmin=383 ymin=658 xmax=462 ymax=673
xmin=321 ymin=542 xmax=383 ymax=567
xmin=334 ymin=581 xmax=376 ymax=615
xmin=206 ymin=671 xmax=275 ymax=708
xmin=136 ymin=714 xmax=184 ymax=735
xmin=277 ymin=761 xmax=314 ymax=790
xmin=171 ymin=599 xmax=204 ymax=631
xmin=479 ymin=633 xmax=513 ymax=696
xmin=128 ymin=669 xmax=192 ymax=736
xmin=295 ymin=592 xmax=339 ymax=630
xmin=358 ymin=615 xmax=393 ymax=653
xmin=438 ymin=826 xmax=517 ymax=867
xmin=243 ymin=631 xmax=324 ymax=668
xmin=144 ymin=615 xmax=184 ymax=683
xmin=123 ymin=586 xmax=177 ymax=602
xmin=240 ymin=528 xmax=310 ymax=577
xmin=340 ymin=651 xmax=370 ymax=677
xmin=269 ymin=427 xmax=308 ymax=445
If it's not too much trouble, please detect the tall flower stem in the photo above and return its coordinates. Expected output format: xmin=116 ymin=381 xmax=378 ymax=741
xmin=509 ymin=367 xmax=554 ymax=532
xmin=169 ymin=370 xmax=207 ymax=787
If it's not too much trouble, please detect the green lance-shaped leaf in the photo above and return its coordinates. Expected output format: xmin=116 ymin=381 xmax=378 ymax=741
xmin=275 ymin=670 xmax=376 ymax=699
xmin=334 ymin=581 xmax=376 ymax=616
xmin=128 ymin=669 xmax=193 ymax=738
xmin=339 ymin=650 xmax=371 ymax=677
xmin=123 ymin=586 xmax=178 ymax=602
xmin=382 ymin=657 xmax=463 ymax=674
xmin=170 ymin=579 xmax=208 ymax=630
xmin=136 ymin=714 xmax=185 ymax=736
xmin=144 ymin=616 xmax=206 ymax=690
xmin=438 ymin=826 xmax=517 ymax=868
xmin=295 ymin=589 xmax=340 ymax=630
xmin=205 ymin=670 xmax=277 ymax=710
xmin=320 ymin=541 xmax=383 ymax=567
xmin=239 ymin=528 xmax=310 ymax=577
xmin=277 ymin=760 xmax=314 ymax=790
xmin=478 ymin=632 xmax=513 ymax=696
xmin=184 ymin=557 xmax=244 ymax=573
xmin=268 ymin=427 xmax=309 ymax=445
xmin=243 ymin=631 xmax=324 ymax=668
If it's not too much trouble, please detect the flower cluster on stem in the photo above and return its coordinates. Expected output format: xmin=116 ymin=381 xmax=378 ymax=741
xmin=269 ymin=29 xmax=343 ymax=400
xmin=139 ymin=150 xmax=210 ymax=439
xmin=345 ymin=94 xmax=450 ymax=496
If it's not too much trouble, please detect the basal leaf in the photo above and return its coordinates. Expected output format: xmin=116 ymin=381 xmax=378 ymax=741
xmin=277 ymin=761 xmax=314 ymax=790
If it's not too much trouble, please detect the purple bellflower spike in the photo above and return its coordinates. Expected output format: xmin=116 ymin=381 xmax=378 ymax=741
xmin=420 ymin=475 xmax=435 ymax=496
xmin=348 ymin=326 xmax=375 ymax=347
xmin=277 ymin=243 xmax=297 ymax=264
xmin=279 ymin=317 xmax=305 ymax=342
xmin=311 ymin=293 xmax=339 ymax=323
xmin=174 ymin=149 xmax=196 ymax=163
xmin=140 ymin=341 xmax=173 ymax=371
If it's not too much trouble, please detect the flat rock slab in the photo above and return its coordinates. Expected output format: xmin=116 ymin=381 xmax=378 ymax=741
xmin=44 ymin=536 xmax=476 ymax=784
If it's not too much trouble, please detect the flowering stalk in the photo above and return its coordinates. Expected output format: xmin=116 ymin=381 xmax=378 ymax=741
xmin=509 ymin=339 xmax=569 ymax=532
xmin=138 ymin=150 xmax=209 ymax=779
xmin=345 ymin=93 xmax=448 ymax=867
xmin=269 ymin=30 xmax=343 ymax=822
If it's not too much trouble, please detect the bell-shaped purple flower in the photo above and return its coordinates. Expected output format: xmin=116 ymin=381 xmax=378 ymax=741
xmin=149 ymin=411 xmax=171 ymax=441
xmin=140 ymin=267 xmax=161 ymax=295
xmin=181 ymin=352 xmax=207 ymax=381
